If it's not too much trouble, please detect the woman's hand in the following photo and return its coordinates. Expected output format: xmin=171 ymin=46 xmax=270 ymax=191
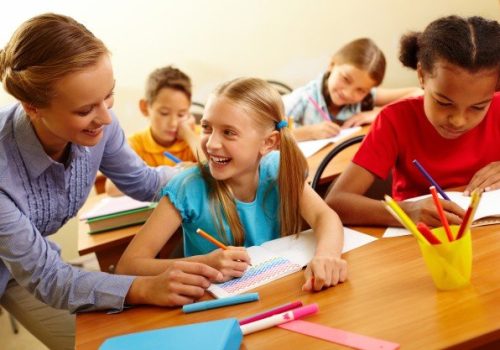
xmin=302 ymin=254 xmax=347 ymax=292
xmin=204 ymin=247 xmax=251 ymax=281
xmin=126 ymin=261 xmax=223 ymax=306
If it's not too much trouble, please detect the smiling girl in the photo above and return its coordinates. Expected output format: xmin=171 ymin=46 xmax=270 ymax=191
xmin=284 ymin=38 xmax=421 ymax=141
xmin=116 ymin=77 xmax=347 ymax=292
xmin=327 ymin=15 xmax=500 ymax=228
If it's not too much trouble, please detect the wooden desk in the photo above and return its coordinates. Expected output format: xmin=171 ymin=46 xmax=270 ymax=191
xmin=76 ymin=225 xmax=500 ymax=349
xmin=78 ymin=127 xmax=369 ymax=272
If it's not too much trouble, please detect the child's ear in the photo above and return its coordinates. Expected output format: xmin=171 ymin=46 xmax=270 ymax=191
xmin=139 ymin=99 xmax=150 ymax=117
xmin=416 ymin=63 xmax=425 ymax=88
xmin=260 ymin=130 xmax=280 ymax=156
xmin=20 ymin=102 xmax=39 ymax=121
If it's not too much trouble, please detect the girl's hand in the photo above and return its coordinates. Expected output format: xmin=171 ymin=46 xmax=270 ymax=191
xmin=303 ymin=121 xmax=341 ymax=140
xmin=205 ymin=247 xmax=251 ymax=281
xmin=341 ymin=111 xmax=376 ymax=129
xmin=464 ymin=161 xmax=500 ymax=195
xmin=302 ymin=255 xmax=347 ymax=292
xmin=400 ymin=197 xmax=465 ymax=227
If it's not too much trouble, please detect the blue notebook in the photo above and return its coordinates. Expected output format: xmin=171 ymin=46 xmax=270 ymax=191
xmin=99 ymin=318 xmax=242 ymax=350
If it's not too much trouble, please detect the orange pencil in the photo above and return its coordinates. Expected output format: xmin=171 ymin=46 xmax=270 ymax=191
xmin=196 ymin=228 xmax=252 ymax=266
xmin=429 ymin=186 xmax=454 ymax=242
xmin=196 ymin=228 xmax=227 ymax=250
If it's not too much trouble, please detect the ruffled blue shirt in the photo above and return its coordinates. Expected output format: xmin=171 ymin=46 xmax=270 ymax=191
xmin=162 ymin=151 xmax=281 ymax=257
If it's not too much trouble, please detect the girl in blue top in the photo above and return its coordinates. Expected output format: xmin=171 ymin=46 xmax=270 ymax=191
xmin=284 ymin=38 xmax=422 ymax=141
xmin=117 ymin=78 xmax=347 ymax=292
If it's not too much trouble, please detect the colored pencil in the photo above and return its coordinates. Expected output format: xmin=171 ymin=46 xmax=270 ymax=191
xmin=383 ymin=195 xmax=429 ymax=245
xmin=456 ymin=189 xmax=482 ymax=240
xmin=196 ymin=228 xmax=228 ymax=250
xmin=163 ymin=151 xmax=182 ymax=164
xmin=306 ymin=94 xmax=331 ymax=122
xmin=429 ymin=186 xmax=454 ymax=241
xmin=416 ymin=222 xmax=442 ymax=245
xmin=412 ymin=159 xmax=450 ymax=200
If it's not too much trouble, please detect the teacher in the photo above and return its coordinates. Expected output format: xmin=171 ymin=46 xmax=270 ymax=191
xmin=0 ymin=13 xmax=222 ymax=350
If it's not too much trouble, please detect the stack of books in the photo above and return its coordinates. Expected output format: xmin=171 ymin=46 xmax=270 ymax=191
xmin=80 ymin=196 xmax=157 ymax=234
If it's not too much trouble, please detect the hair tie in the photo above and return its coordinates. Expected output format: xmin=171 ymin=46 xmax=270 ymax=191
xmin=275 ymin=120 xmax=288 ymax=130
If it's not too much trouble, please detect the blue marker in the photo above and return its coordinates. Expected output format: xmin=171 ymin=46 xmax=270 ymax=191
xmin=182 ymin=292 xmax=260 ymax=313
xmin=163 ymin=151 xmax=182 ymax=164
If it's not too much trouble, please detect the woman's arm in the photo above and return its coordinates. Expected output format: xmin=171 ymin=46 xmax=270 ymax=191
xmin=299 ymin=184 xmax=347 ymax=291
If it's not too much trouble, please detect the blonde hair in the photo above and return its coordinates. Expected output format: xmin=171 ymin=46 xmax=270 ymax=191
xmin=200 ymin=78 xmax=308 ymax=245
xmin=330 ymin=38 xmax=386 ymax=86
xmin=0 ymin=13 xmax=108 ymax=108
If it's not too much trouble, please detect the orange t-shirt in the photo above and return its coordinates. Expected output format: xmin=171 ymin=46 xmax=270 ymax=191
xmin=128 ymin=128 xmax=196 ymax=167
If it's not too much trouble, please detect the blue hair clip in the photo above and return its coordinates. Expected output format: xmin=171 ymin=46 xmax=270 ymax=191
xmin=275 ymin=120 xmax=288 ymax=130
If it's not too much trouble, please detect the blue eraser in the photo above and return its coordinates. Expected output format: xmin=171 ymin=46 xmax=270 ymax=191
xmin=183 ymin=292 xmax=260 ymax=313
xmin=99 ymin=318 xmax=242 ymax=350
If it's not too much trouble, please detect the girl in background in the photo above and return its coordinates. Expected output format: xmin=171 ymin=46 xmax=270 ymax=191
xmin=116 ymin=78 xmax=347 ymax=292
xmin=285 ymin=38 xmax=421 ymax=141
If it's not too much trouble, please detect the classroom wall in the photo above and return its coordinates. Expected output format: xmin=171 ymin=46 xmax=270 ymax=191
xmin=1 ymin=0 xmax=499 ymax=260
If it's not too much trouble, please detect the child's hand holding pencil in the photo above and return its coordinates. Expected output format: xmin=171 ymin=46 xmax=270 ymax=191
xmin=397 ymin=196 xmax=465 ymax=228
xmin=196 ymin=228 xmax=252 ymax=281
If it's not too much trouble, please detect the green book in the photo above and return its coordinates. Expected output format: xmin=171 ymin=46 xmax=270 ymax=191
xmin=86 ymin=202 xmax=157 ymax=234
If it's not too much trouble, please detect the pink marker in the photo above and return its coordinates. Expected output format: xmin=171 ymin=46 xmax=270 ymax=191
xmin=239 ymin=301 xmax=303 ymax=325
xmin=307 ymin=95 xmax=331 ymax=122
xmin=240 ymin=303 xmax=319 ymax=335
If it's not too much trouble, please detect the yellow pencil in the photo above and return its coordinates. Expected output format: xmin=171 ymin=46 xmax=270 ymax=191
xmin=196 ymin=228 xmax=227 ymax=250
xmin=383 ymin=195 xmax=429 ymax=245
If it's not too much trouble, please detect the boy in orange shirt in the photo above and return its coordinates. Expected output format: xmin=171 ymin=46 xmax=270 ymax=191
xmin=106 ymin=66 xmax=201 ymax=195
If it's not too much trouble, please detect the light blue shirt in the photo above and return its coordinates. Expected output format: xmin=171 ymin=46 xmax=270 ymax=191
xmin=0 ymin=103 xmax=177 ymax=313
xmin=283 ymin=73 xmax=376 ymax=126
xmin=162 ymin=152 xmax=281 ymax=257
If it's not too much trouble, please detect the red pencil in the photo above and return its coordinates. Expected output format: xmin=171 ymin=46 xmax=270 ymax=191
xmin=456 ymin=190 xmax=481 ymax=240
xmin=429 ymin=186 xmax=454 ymax=242
xmin=416 ymin=222 xmax=442 ymax=245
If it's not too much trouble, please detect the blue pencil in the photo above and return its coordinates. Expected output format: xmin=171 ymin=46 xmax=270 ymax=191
xmin=412 ymin=159 xmax=450 ymax=200
xmin=163 ymin=151 xmax=182 ymax=164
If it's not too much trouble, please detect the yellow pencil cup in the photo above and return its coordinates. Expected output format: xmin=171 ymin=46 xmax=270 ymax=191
xmin=417 ymin=225 xmax=472 ymax=290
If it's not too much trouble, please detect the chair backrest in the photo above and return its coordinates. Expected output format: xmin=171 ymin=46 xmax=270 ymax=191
xmin=266 ymin=80 xmax=293 ymax=95
xmin=311 ymin=135 xmax=392 ymax=200
xmin=190 ymin=101 xmax=205 ymax=123
xmin=311 ymin=135 xmax=365 ymax=192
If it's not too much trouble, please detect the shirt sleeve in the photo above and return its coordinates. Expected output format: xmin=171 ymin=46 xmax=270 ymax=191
xmin=352 ymin=107 xmax=399 ymax=180
xmin=0 ymin=191 xmax=135 ymax=313
xmin=283 ymin=88 xmax=307 ymax=126
xmin=161 ymin=167 xmax=206 ymax=223
xmin=99 ymin=113 xmax=179 ymax=201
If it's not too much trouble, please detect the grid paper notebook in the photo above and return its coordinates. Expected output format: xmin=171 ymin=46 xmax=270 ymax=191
xmin=208 ymin=227 xmax=377 ymax=298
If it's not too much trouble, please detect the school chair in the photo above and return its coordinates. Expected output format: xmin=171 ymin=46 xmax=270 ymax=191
xmin=0 ymin=306 xmax=19 ymax=334
xmin=266 ymin=80 xmax=293 ymax=95
xmin=190 ymin=101 xmax=205 ymax=124
xmin=311 ymin=135 xmax=392 ymax=200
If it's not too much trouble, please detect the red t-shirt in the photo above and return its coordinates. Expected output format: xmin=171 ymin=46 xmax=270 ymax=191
xmin=353 ymin=94 xmax=500 ymax=200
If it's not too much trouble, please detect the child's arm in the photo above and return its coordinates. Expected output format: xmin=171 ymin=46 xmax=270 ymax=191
xmin=326 ymin=163 xmax=464 ymax=226
xmin=299 ymin=184 xmax=347 ymax=292
xmin=292 ymin=121 xmax=341 ymax=141
xmin=115 ymin=196 xmax=250 ymax=280
xmin=341 ymin=87 xmax=423 ymax=129
xmin=178 ymin=115 xmax=206 ymax=162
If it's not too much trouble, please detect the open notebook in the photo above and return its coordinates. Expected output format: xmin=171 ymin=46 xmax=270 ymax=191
xmin=297 ymin=126 xmax=361 ymax=158
xmin=208 ymin=227 xmax=377 ymax=298
xmin=384 ymin=189 xmax=500 ymax=238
